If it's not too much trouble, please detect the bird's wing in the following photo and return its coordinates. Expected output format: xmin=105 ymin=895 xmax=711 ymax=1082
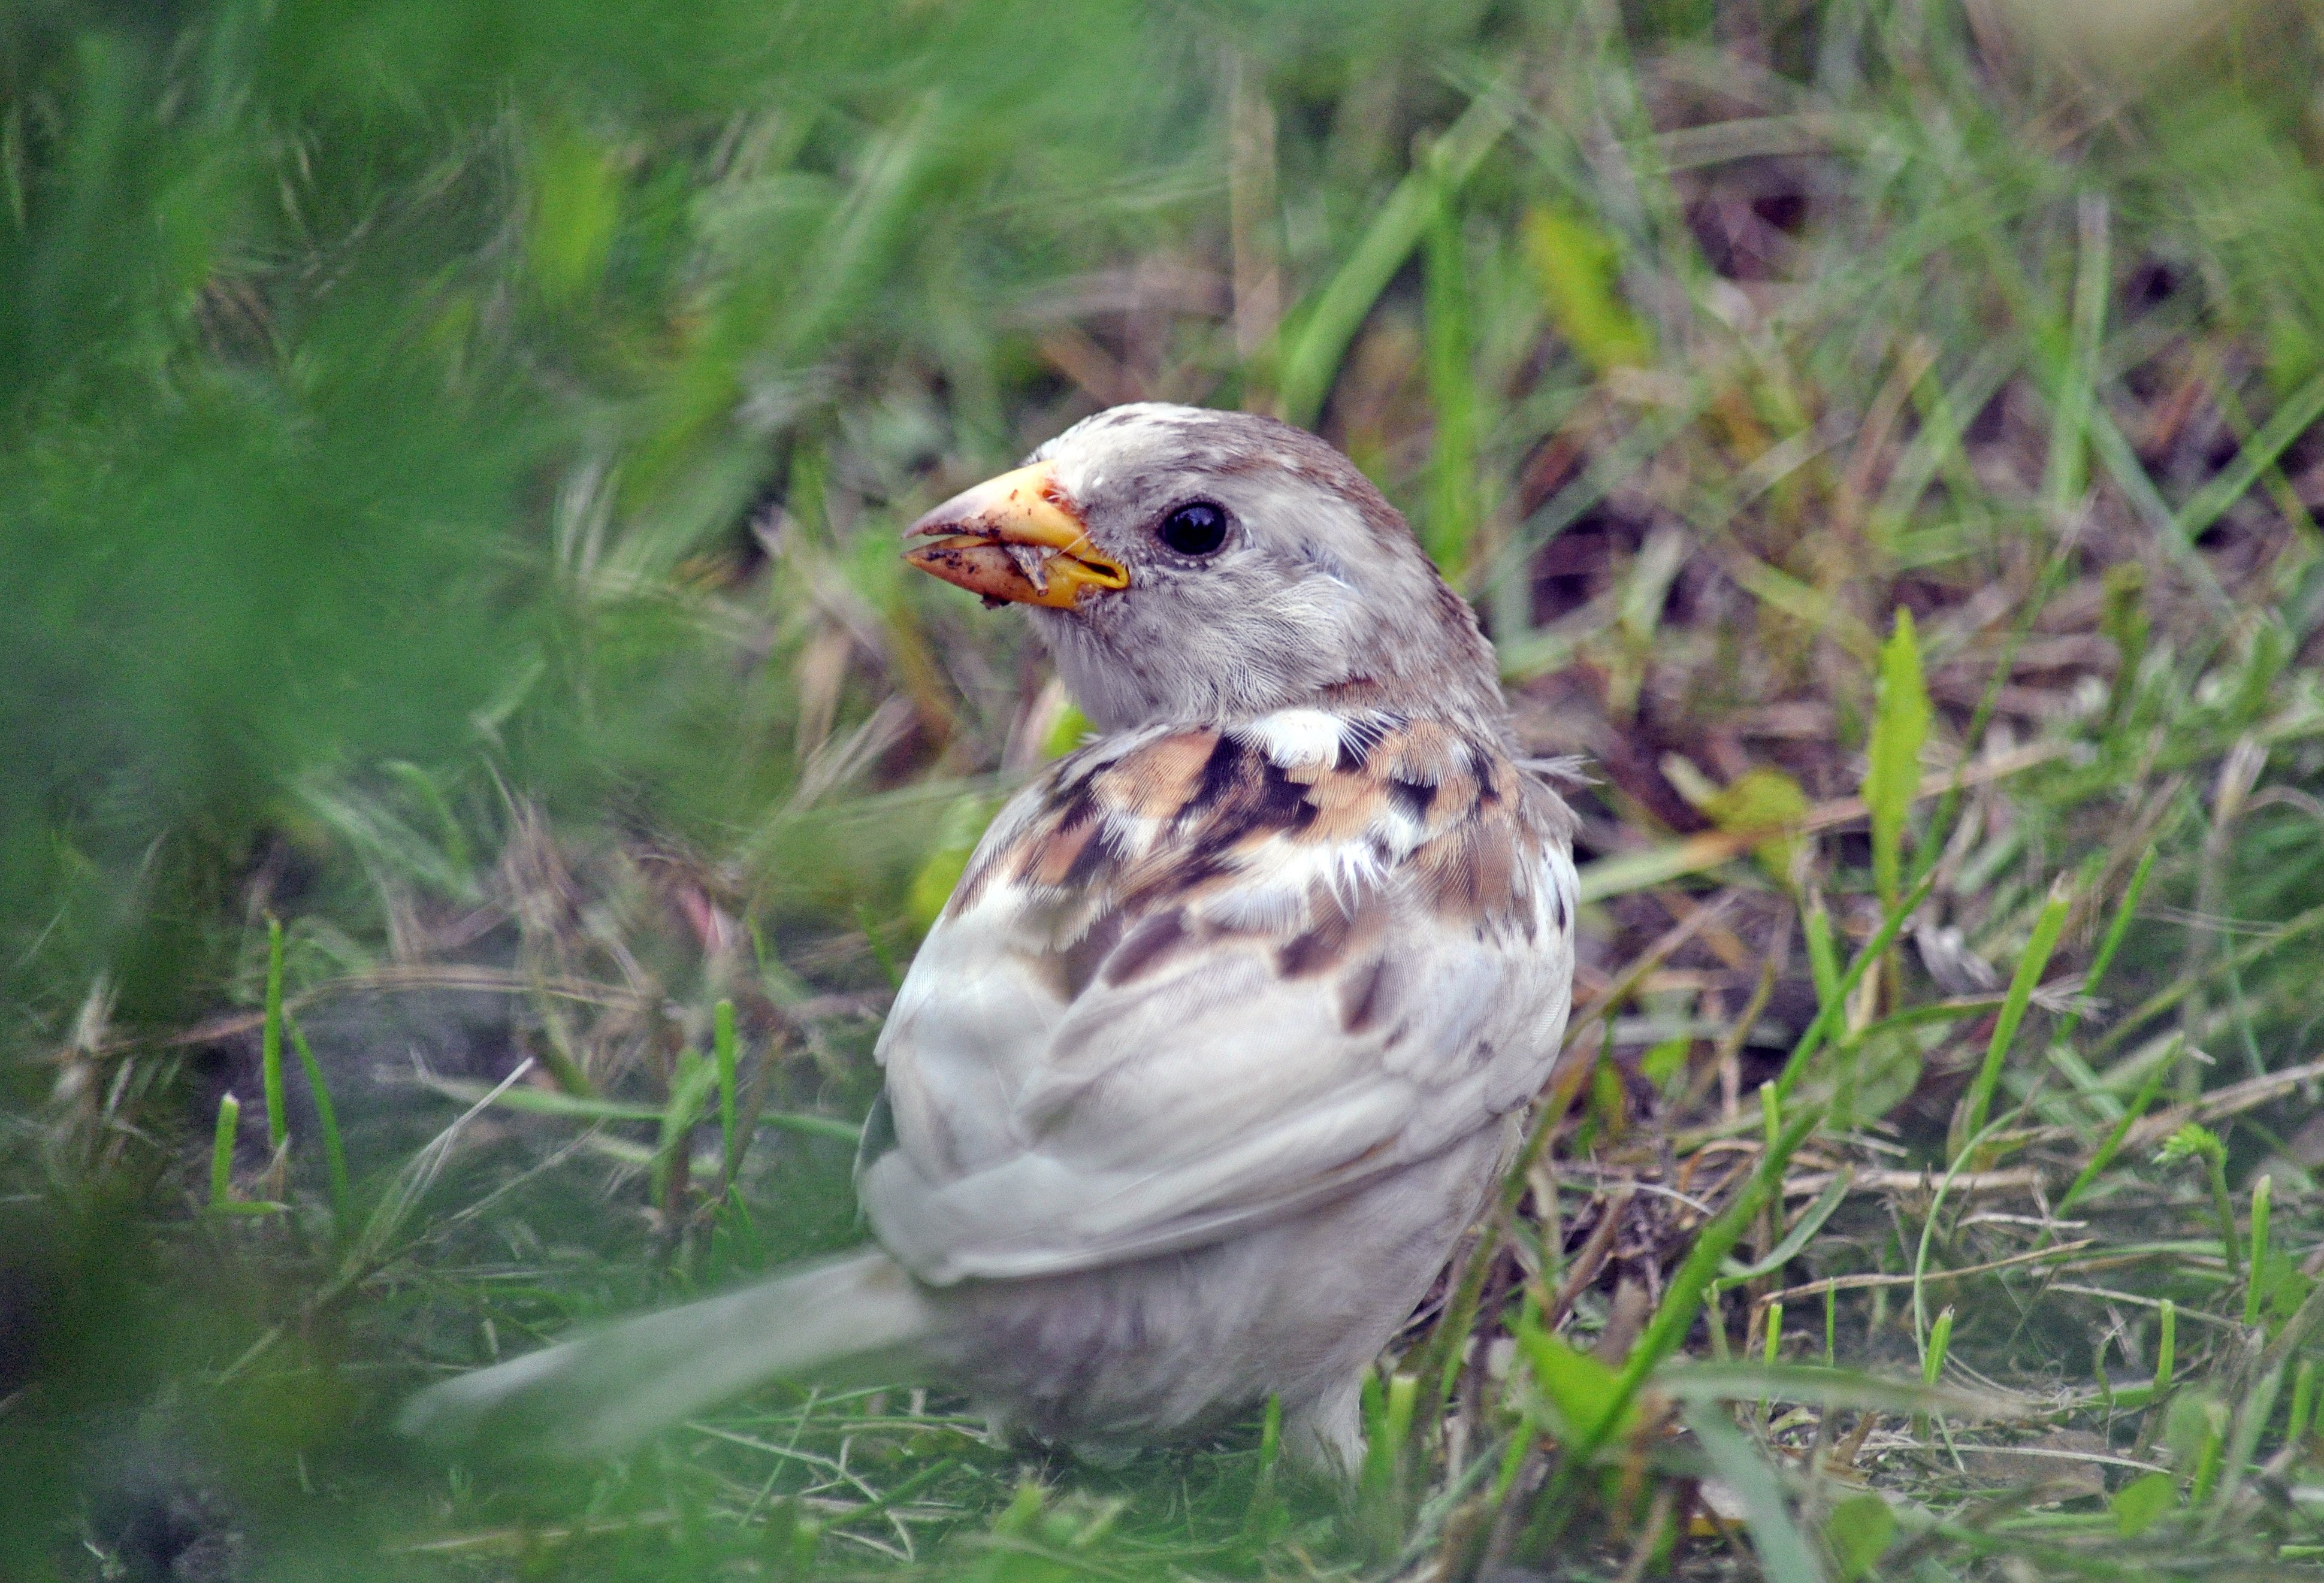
xmin=860 ymin=707 xmax=1577 ymax=1285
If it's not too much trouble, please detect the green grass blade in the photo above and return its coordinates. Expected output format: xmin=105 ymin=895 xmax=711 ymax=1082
xmin=1774 ymin=867 xmax=1940 ymax=1103
xmin=1378 ymin=1370 xmax=1417 ymax=1503
xmin=2040 ymin=192 xmax=2108 ymax=514
xmin=2156 ymin=1299 xmax=2177 ymax=1396
xmin=1276 ymin=89 xmax=1512 ymax=429
xmin=650 ymin=1050 xmax=724 ymax=1207
xmin=287 ymin=1013 xmax=350 ymax=1224
xmin=1863 ymin=610 xmax=1931 ymax=913
xmin=2053 ymin=845 xmax=2156 ymax=1049
xmin=1359 ymin=1367 xmax=1389 ymax=1502
xmin=1422 ymin=172 xmax=1477 ymax=576
xmin=415 ymin=1075 xmax=862 ymax=1143
xmin=1246 ymin=1393 xmax=1282 ymax=1533
xmin=714 ymin=998 xmax=740 ymax=1187
xmin=2215 ymin=1359 xmax=2283 ymax=1519
xmin=1951 ymin=877 xmax=2071 ymax=1161
xmin=2246 ymin=1175 xmax=2273 ymax=1328
xmin=1803 ymin=891 xmax=1841 ymax=1016
xmin=2092 ymin=898 xmax=2324 ymax=1058
xmin=2175 ymin=364 xmax=2324 ymax=544
xmin=261 ymin=916 xmax=289 ymax=1154
xmin=1683 ymin=1400 xmax=1829 ymax=1583
xmin=1922 ymin=1305 xmax=1954 ymax=1388
xmin=1917 ymin=1304 xmax=1955 ymax=1437
xmin=2056 ymin=1040 xmax=2175 ymax=1218
xmin=1721 ymin=1167 xmax=1852 ymax=1285
xmin=209 ymin=1092 xmax=240 ymax=1210
xmin=381 ymin=759 xmax=475 ymax=888
xmin=1655 ymin=1361 xmax=2006 ymax=1419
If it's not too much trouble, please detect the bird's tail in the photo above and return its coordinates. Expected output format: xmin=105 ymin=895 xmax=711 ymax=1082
xmin=397 ymin=1247 xmax=936 ymax=1457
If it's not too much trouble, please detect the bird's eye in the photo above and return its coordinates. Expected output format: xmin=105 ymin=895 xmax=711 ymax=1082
xmin=1156 ymin=501 xmax=1228 ymax=556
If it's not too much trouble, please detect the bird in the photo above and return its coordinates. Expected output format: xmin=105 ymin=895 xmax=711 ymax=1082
xmin=399 ymin=402 xmax=1579 ymax=1472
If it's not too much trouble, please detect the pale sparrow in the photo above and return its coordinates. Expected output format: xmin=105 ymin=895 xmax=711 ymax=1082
xmin=401 ymin=404 xmax=1579 ymax=1470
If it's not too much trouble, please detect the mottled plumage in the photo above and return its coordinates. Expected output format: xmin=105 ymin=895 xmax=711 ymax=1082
xmin=401 ymin=404 xmax=1579 ymax=1470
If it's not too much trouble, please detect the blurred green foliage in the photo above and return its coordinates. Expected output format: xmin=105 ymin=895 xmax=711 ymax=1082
xmin=0 ymin=0 xmax=1166 ymax=1029
xmin=13 ymin=1 xmax=2324 ymax=1578
xmin=0 ymin=0 xmax=1570 ymax=1042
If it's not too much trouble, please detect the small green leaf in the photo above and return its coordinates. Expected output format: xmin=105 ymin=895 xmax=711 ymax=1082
xmin=1826 ymin=1492 xmax=1897 ymax=1581
xmin=650 ymin=1048 xmax=723 ymax=1205
xmin=2157 ymin=1122 xmax=2225 ymax=1166
xmin=1042 ymin=703 xmax=1094 ymax=760
xmin=1589 ymin=1055 xmax=1628 ymax=1137
xmin=1515 ymin=1324 xmax=1633 ymax=1442
xmin=1523 ymin=207 xmax=1651 ymax=374
xmin=2163 ymin=1390 xmax=2226 ymax=1472
xmin=1863 ymin=608 xmax=1931 ymax=911
xmin=1703 ymin=766 xmax=1810 ymax=884
xmin=2111 ymin=1471 xmax=2177 ymax=1537
xmin=1641 ymin=1033 xmax=1691 ymax=1093
xmin=527 ymin=122 xmax=622 ymax=307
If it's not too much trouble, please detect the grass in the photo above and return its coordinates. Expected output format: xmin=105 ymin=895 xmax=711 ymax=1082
xmin=13 ymin=1 xmax=2324 ymax=1579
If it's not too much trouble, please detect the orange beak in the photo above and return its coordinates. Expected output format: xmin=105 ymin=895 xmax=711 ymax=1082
xmin=903 ymin=461 xmax=1129 ymax=610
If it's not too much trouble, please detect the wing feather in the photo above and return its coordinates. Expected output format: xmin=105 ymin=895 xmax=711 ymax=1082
xmin=864 ymin=711 xmax=1576 ymax=1285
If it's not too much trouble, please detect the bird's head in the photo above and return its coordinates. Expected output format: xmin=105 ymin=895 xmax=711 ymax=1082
xmin=905 ymin=403 xmax=1504 ymax=733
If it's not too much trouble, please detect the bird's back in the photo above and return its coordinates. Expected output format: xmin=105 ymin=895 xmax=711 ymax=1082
xmin=862 ymin=705 xmax=1578 ymax=1458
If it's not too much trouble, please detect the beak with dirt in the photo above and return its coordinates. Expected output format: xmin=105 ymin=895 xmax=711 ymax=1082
xmin=903 ymin=461 xmax=1129 ymax=610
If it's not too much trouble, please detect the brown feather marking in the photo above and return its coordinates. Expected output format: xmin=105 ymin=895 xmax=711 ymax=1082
xmin=1173 ymin=749 xmax=1316 ymax=877
xmin=1093 ymin=730 xmax=1220 ymax=818
xmin=1470 ymin=807 xmax=1516 ymax=907
xmin=944 ymin=848 xmax=1000 ymax=918
xmin=1419 ymin=827 xmax=1481 ymax=916
xmin=965 ymin=715 xmax=1551 ymax=965
xmin=1425 ymin=765 xmax=1479 ymax=833
xmin=1275 ymin=881 xmax=1365 ymax=977
xmin=1102 ymin=907 xmax=1193 ymax=986
xmin=1023 ymin=815 xmax=1103 ymax=889
xmin=1300 ymin=769 xmax=1389 ymax=844
xmin=1054 ymin=909 xmax=1125 ymax=1000
xmin=1413 ymin=819 xmax=1521 ymax=931
xmin=1338 ymin=954 xmax=1391 ymax=1033
xmin=943 ymin=786 xmax=1063 ymax=918
xmin=1380 ymin=719 xmax=1453 ymax=782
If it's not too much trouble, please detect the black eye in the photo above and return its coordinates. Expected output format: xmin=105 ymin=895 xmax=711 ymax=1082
xmin=1156 ymin=501 xmax=1228 ymax=556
